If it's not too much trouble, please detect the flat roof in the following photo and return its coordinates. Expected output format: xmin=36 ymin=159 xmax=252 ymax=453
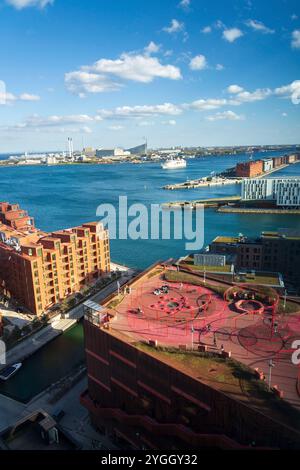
xmin=212 ymin=236 xmax=240 ymax=244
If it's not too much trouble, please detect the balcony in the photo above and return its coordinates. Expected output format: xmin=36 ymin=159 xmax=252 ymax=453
xmin=80 ymin=390 xmax=244 ymax=450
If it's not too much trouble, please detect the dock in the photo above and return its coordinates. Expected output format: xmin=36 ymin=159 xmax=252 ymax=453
xmin=162 ymin=160 xmax=300 ymax=191
xmin=161 ymin=196 xmax=242 ymax=210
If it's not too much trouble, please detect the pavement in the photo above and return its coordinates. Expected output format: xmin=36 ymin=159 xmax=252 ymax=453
xmin=1 ymin=264 xmax=137 ymax=370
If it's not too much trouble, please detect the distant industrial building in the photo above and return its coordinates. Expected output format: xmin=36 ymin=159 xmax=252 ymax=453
xmin=96 ymin=148 xmax=131 ymax=158
xmin=126 ymin=143 xmax=147 ymax=155
xmin=242 ymin=178 xmax=300 ymax=207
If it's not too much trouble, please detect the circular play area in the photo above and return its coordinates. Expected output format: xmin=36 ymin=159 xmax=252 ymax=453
xmin=224 ymin=283 xmax=279 ymax=315
xmin=235 ymin=299 xmax=265 ymax=315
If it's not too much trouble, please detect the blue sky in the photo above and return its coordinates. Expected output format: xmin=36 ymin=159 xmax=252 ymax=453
xmin=0 ymin=0 xmax=299 ymax=152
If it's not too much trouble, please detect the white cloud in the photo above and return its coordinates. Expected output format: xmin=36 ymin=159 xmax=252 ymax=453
xmin=227 ymin=84 xmax=244 ymax=94
xmin=282 ymin=112 xmax=288 ymax=117
xmin=65 ymin=71 xmax=122 ymax=96
xmin=6 ymin=0 xmax=53 ymax=9
xmin=178 ymin=0 xmax=190 ymax=9
xmin=65 ymin=51 xmax=181 ymax=95
xmin=206 ymin=110 xmax=245 ymax=121
xmin=227 ymin=85 xmax=272 ymax=103
xmin=216 ymin=64 xmax=224 ymax=71
xmin=222 ymin=28 xmax=244 ymax=43
xmin=3 ymin=114 xmax=95 ymax=134
xmin=137 ymin=121 xmax=155 ymax=127
xmin=0 ymin=91 xmax=41 ymax=105
xmin=108 ymin=125 xmax=124 ymax=131
xmin=291 ymin=14 xmax=298 ymax=21
xmin=245 ymin=19 xmax=275 ymax=34
xmin=163 ymin=19 xmax=184 ymax=34
xmin=162 ymin=119 xmax=177 ymax=125
xmin=144 ymin=41 xmax=160 ymax=55
xmin=19 ymin=93 xmax=41 ymax=101
xmin=189 ymin=54 xmax=207 ymax=71
xmin=291 ymin=30 xmax=300 ymax=49
xmin=275 ymin=80 xmax=300 ymax=104
xmin=97 ymin=103 xmax=182 ymax=119
xmin=184 ymin=98 xmax=228 ymax=111
xmin=201 ymin=26 xmax=212 ymax=34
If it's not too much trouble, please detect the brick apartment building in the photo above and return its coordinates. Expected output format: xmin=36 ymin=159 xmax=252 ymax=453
xmin=80 ymin=268 xmax=300 ymax=449
xmin=0 ymin=202 xmax=110 ymax=316
xmin=235 ymin=160 xmax=264 ymax=177
xmin=210 ymin=230 xmax=300 ymax=287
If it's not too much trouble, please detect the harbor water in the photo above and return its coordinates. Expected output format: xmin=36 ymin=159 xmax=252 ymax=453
xmin=0 ymin=152 xmax=300 ymax=401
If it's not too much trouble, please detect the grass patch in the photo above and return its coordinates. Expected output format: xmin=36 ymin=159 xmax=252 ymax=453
xmin=277 ymin=299 xmax=300 ymax=315
xmin=137 ymin=343 xmax=300 ymax=433
xmin=164 ymin=270 xmax=226 ymax=296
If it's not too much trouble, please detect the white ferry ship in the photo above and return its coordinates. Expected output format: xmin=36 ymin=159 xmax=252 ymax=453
xmin=161 ymin=157 xmax=187 ymax=170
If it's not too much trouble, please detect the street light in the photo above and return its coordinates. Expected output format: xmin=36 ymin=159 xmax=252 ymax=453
xmin=191 ymin=324 xmax=195 ymax=351
xmin=268 ymin=359 xmax=275 ymax=390
xmin=283 ymin=289 xmax=287 ymax=310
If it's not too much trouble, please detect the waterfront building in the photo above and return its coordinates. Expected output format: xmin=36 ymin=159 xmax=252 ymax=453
xmin=81 ymin=264 xmax=300 ymax=449
xmin=210 ymin=229 xmax=300 ymax=288
xmin=262 ymin=158 xmax=273 ymax=172
xmin=0 ymin=202 xmax=110 ymax=316
xmin=241 ymin=178 xmax=300 ymax=207
xmin=235 ymin=160 xmax=263 ymax=177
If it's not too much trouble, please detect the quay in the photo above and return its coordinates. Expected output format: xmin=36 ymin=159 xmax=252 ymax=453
xmin=161 ymin=195 xmax=241 ymax=209
xmin=162 ymin=159 xmax=300 ymax=191
xmin=217 ymin=207 xmax=300 ymax=215
xmin=163 ymin=176 xmax=242 ymax=190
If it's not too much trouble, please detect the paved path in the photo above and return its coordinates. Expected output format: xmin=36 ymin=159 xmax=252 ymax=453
xmin=1 ymin=265 xmax=137 ymax=369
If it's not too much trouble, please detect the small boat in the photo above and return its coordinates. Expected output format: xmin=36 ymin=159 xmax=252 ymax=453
xmin=0 ymin=363 xmax=22 ymax=381
xmin=161 ymin=157 xmax=187 ymax=170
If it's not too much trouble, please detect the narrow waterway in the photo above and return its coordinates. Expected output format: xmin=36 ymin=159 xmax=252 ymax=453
xmin=0 ymin=323 xmax=84 ymax=403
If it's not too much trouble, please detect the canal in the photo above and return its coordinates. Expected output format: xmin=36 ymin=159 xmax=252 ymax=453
xmin=0 ymin=323 xmax=85 ymax=403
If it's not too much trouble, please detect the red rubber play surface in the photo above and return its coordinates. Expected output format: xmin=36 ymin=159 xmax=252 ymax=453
xmin=109 ymin=268 xmax=300 ymax=407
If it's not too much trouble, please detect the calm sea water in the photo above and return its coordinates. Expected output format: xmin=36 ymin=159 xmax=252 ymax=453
xmin=1 ymin=151 xmax=300 ymax=402
xmin=0 ymin=151 xmax=299 ymax=269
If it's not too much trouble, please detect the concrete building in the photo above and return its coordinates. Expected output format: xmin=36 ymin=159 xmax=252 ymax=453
xmin=0 ymin=202 xmax=110 ymax=316
xmin=236 ymin=160 xmax=263 ymax=177
xmin=194 ymin=253 xmax=226 ymax=267
xmin=242 ymin=178 xmax=300 ymax=207
xmin=262 ymin=158 xmax=273 ymax=172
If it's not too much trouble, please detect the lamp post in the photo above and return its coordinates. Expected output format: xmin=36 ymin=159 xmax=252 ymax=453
xmin=191 ymin=324 xmax=195 ymax=351
xmin=268 ymin=359 xmax=275 ymax=391
xmin=283 ymin=289 xmax=287 ymax=310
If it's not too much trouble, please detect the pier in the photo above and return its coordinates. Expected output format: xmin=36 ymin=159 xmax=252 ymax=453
xmin=161 ymin=196 xmax=241 ymax=209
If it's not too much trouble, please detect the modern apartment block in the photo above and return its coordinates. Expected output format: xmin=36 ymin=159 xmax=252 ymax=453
xmin=210 ymin=229 xmax=300 ymax=286
xmin=0 ymin=202 xmax=110 ymax=316
xmin=241 ymin=178 xmax=300 ymax=207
